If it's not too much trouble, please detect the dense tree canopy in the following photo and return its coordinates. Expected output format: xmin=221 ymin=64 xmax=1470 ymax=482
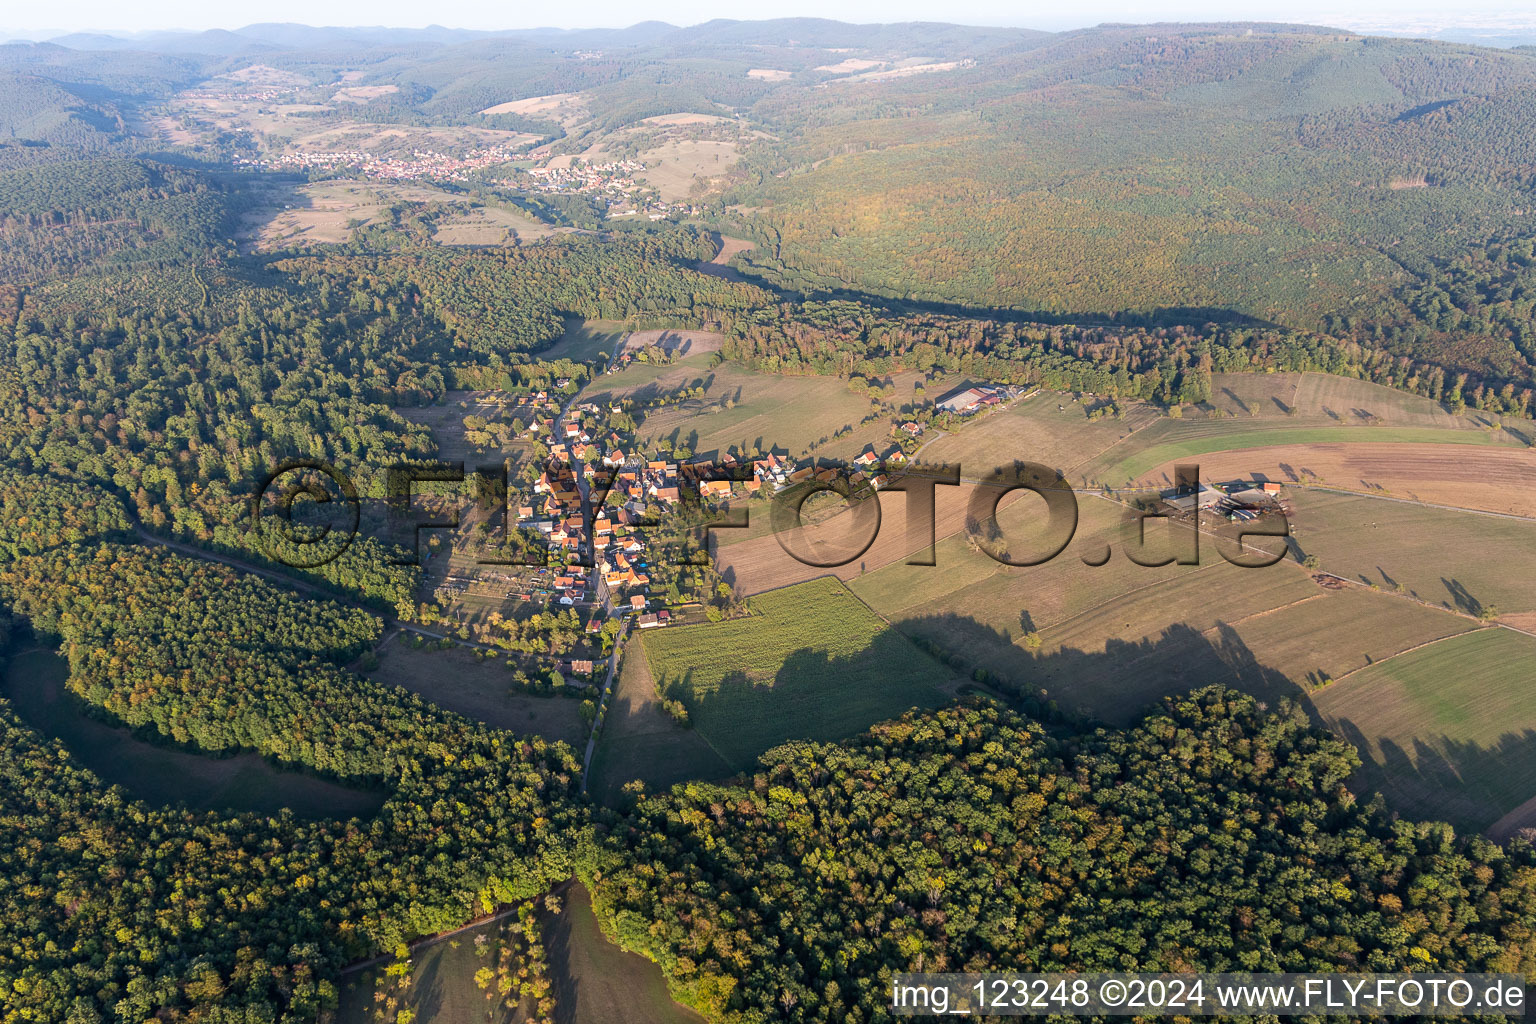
xmin=589 ymin=693 xmax=1536 ymax=1023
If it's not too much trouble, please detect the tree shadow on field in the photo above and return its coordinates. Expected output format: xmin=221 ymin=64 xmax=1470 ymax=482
xmin=894 ymin=613 xmax=1310 ymax=726
xmin=654 ymin=629 xmax=956 ymax=772
xmin=1441 ymin=577 xmax=1488 ymax=617
xmin=1328 ymin=718 xmax=1536 ymax=836
xmin=1220 ymin=387 xmax=1252 ymax=414
xmin=655 ymin=613 xmax=1316 ymax=778
xmin=407 ymin=950 xmax=449 ymax=1023
xmin=635 ymin=609 xmax=1536 ymax=839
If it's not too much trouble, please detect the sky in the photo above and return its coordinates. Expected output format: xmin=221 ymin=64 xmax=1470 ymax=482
xmin=5 ymin=0 xmax=1536 ymax=40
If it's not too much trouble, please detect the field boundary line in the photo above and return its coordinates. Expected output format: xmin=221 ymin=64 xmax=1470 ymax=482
xmin=1301 ymin=484 xmax=1536 ymax=524
xmin=1033 ymin=559 xmax=1225 ymax=641
xmin=1062 ymin=410 xmax=1165 ymax=478
xmin=1195 ymin=592 xmax=1328 ymax=632
xmin=1325 ymin=627 xmax=1496 ymax=687
xmin=629 ymin=627 xmax=756 ymax=772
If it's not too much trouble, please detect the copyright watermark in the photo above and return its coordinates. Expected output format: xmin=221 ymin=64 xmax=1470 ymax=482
xmin=891 ymin=973 xmax=1528 ymax=1017
xmin=250 ymin=458 xmax=1290 ymax=572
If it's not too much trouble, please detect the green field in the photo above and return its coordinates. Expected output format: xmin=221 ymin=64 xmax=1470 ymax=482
xmin=640 ymin=577 xmax=954 ymax=769
xmin=1312 ymin=629 xmax=1536 ymax=833
xmin=1080 ymin=424 xmax=1515 ymax=486
xmin=2 ymin=648 xmax=384 ymax=820
xmin=1289 ymin=489 xmax=1536 ymax=617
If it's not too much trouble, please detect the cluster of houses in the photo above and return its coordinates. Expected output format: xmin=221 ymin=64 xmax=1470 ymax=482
xmin=524 ymin=159 xmax=647 ymax=193
xmin=475 ymin=386 xmax=1003 ymax=630
xmin=232 ymin=144 xmax=532 ymax=182
xmin=518 ymin=160 xmax=699 ymax=221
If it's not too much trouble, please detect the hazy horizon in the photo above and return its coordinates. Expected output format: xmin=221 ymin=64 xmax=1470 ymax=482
xmin=7 ymin=3 xmax=1536 ymax=44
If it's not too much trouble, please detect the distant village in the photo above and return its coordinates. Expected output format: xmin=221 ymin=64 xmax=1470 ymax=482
xmin=230 ymin=148 xmax=698 ymax=218
xmin=231 ymin=145 xmax=533 ymax=182
xmin=522 ymin=160 xmax=700 ymax=220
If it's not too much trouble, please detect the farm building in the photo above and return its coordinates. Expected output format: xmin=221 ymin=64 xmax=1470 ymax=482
xmin=1161 ymin=482 xmax=1223 ymax=513
xmin=935 ymin=385 xmax=1004 ymax=415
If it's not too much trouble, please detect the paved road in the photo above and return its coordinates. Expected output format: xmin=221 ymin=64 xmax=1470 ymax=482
xmin=581 ymin=619 xmax=631 ymax=794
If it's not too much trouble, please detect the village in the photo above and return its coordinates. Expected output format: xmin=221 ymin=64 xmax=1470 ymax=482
xmin=408 ymin=376 xmax=967 ymax=680
xmin=229 ymin=147 xmax=700 ymax=219
xmin=231 ymin=144 xmax=535 ymax=182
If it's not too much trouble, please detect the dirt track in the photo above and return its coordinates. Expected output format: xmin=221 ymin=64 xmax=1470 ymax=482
xmin=1136 ymin=443 xmax=1536 ymax=518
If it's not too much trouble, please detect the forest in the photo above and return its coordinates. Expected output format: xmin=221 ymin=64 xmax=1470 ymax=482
xmin=586 ymin=693 xmax=1536 ymax=1022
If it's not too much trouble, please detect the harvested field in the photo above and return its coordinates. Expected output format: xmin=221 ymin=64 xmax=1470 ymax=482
xmin=917 ymin=389 xmax=1163 ymax=479
xmin=618 ymin=363 xmax=955 ymax=468
xmin=236 ymin=180 xmax=560 ymax=252
xmin=854 ymin=496 xmax=1229 ymax=632
xmin=1084 ymin=424 xmax=1520 ymax=485
xmin=747 ymin=68 xmax=793 ymax=81
xmin=332 ymin=84 xmax=398 ymax=102
xmin=815 ymin=58 xmax=886 ymax=73
xmin=715 ymin=477 xmax=1014 ymax=594
xmin=998 ymin=559 xmax=1471 ymax=720
xmin=1205 ymin=371 xmax=1514 ymax=432
xmin=1134 ymin=442 xmax=1536 ymax=516
xmin=700 ymin=234 xmax=755 ymax=276
xmin=547 ymin=883 xmax=707 ymax=1024
xmin=849 ymin=494 xmax=1478 ymax=722
xmin=581 ymin=351 xmax=717 ymax=402
xmin=394 ymin=390 xmax=536 ymax=465
xmin=1287 ymin=489 xmax=1536 ymax=616
xmin=540 ymin=319 xmax=629 ymax=362
xmin=1077 ymin=370 xmax=1533 ymax=493
xmin=480 ymin=91 xmax=589 ymax=126
xmin=621 ymin=328 xmax=725 ymax=357
xmin=337 ymin=882 xmax=703 ymax=1024
xmin=636 ymin=139 xmax=741 ymax=201
xmin=432 ymin=205 xmax=569 ymax=246
xmin=1312 ymin=628 xmax=1536 ymax=834
xmin=587 ymin=641 xmax=733 ymax=804
xmin=836 ymin=61 xmax=965 ymax=84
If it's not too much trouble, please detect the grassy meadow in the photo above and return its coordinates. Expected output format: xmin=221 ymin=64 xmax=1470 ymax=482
xmin=639 ymin=577 xmax=955 ymax=769
xmin=1312 ymin=629 xmax=1536 ymax=834
xmin=1287 ymin=489 xmax=1536 ymax=619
